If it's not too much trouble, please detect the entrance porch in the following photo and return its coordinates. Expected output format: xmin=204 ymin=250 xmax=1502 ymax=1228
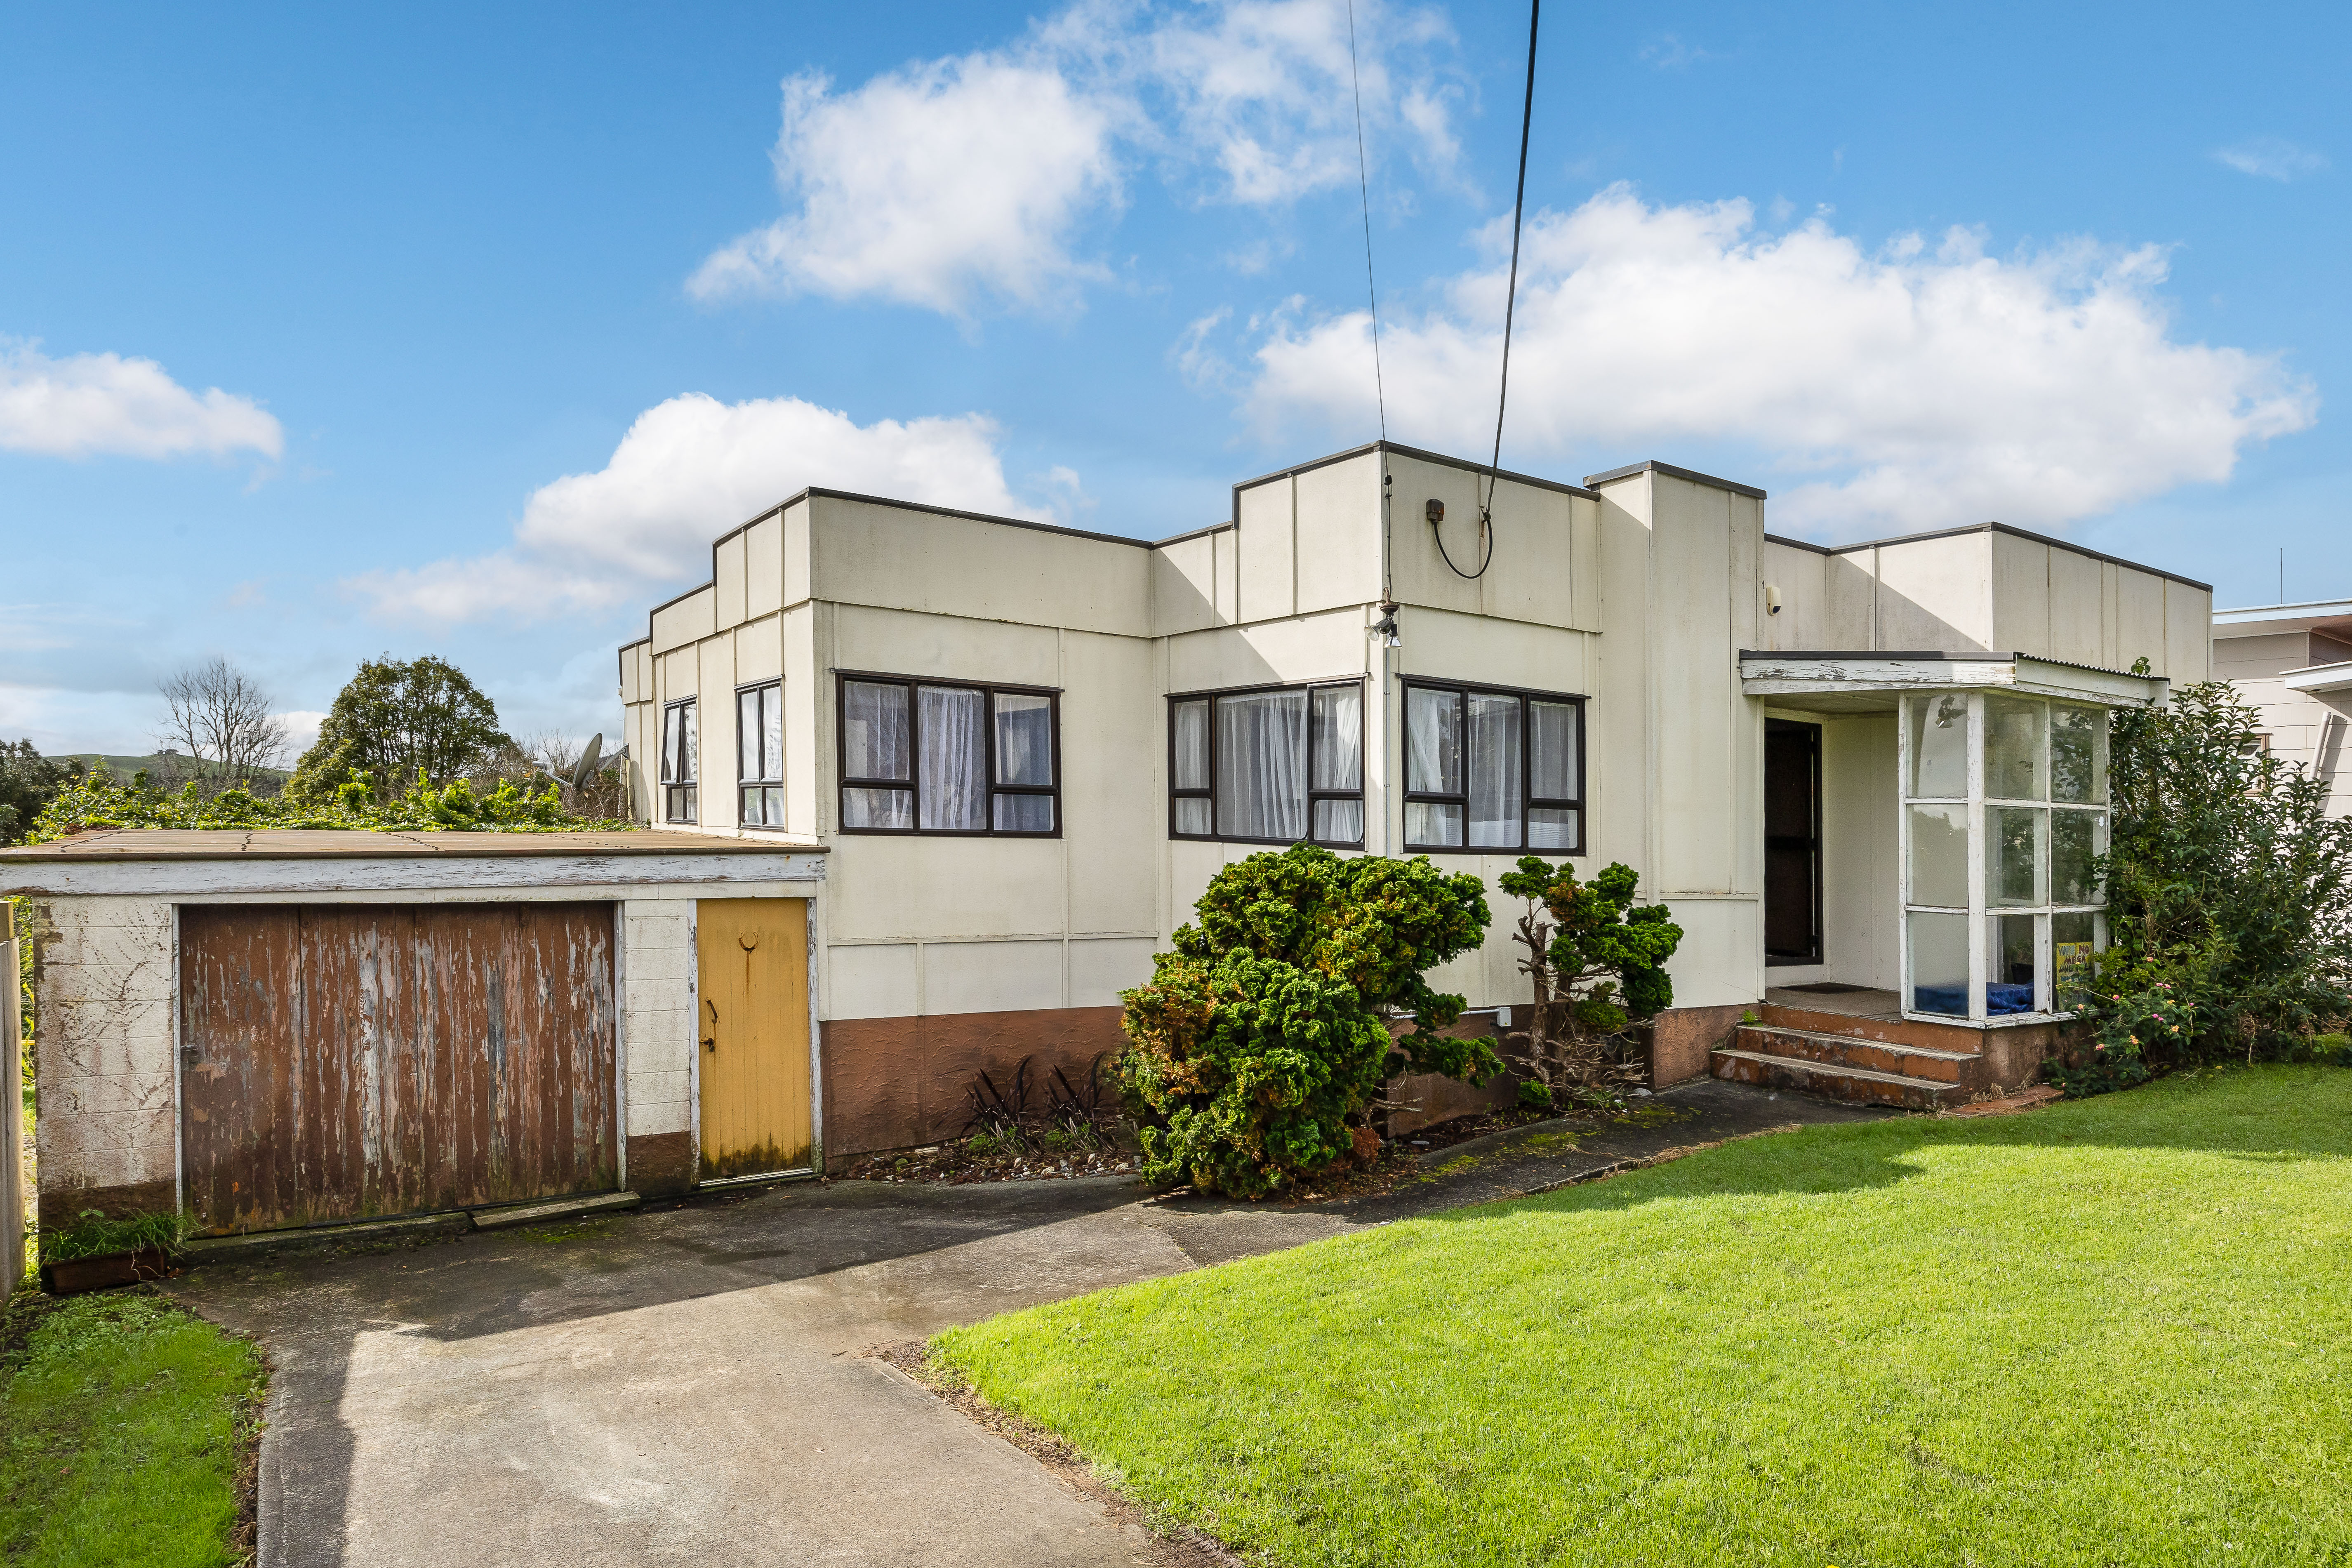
xmin=1712 ymin=651 xmax=2169 ymax=1105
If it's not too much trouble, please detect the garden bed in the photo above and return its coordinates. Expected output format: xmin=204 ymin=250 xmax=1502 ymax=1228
xmin=937 ymin=1066 xmax=2352 ymax=1566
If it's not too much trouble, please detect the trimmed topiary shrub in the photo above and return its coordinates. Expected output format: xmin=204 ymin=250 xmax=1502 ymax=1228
xmin=1117 ymin=845 xmax=1494 ymax=1197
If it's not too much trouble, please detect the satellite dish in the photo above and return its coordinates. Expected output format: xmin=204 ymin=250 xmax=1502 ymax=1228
xmin=570 ymin=733 xmax=603 ymax=791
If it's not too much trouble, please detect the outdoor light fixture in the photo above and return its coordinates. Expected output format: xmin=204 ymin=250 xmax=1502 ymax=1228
xmin=1425 ymin=498 xmax=1445 ymax=523
xmin=1373 ymin=603 xmax=1401 ymax=647
xmin=1766 ymin=584 xmax=1782 ymax=616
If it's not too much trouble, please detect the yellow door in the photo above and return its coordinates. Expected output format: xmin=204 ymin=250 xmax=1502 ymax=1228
xmin=696 ymin=898 xmax=813 ymax=1180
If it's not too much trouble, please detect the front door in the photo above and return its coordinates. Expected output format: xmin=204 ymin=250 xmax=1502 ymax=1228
xmin=1763 ymin=719 xmax=1823 ymax=967
xmin=696 ymin=898 xmax=814 ymax=1180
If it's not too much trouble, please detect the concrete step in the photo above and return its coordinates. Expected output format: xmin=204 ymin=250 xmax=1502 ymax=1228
xmin=1711 ymin=1048 xmax=1970 ymax=1110
xmin=470 ymin=1191 xmax=640 ymax=1231
xmin=1757 ymin=1003 xmax=1985 ymax=1055
xmin=1731 ymin=1024 xmax=1978 ymax=1084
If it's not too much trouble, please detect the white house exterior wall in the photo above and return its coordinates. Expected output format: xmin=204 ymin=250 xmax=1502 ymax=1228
xmin=615 ymin=449 xmax=2213 ymax=1154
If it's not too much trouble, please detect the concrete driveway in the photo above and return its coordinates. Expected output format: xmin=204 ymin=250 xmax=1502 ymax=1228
xmin=171 ymin=1080 xmax=1886 ymax=1567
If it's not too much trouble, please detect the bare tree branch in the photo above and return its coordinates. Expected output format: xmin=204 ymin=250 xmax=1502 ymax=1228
xmin=156 ymin=657 xmax=290 ymax=795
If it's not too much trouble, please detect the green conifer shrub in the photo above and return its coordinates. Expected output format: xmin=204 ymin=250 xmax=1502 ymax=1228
xmin=1117 ymin=845 xmax=1493 ymax=1197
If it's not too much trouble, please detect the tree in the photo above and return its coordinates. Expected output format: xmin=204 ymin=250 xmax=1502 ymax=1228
xmin=0 ymin=739 xmax=73 ymax=845
xmin=2086 ymin=679 xmax=2352 ymax=1068
xmin=289 ymin=655 xmax=513 ymax=804
xmin=1117 ymin=845 xmax=1495 ymax=1197
xmin=156 ymin=657 xmax=290 ymax=794
xmin=1495 ymin=858 xmax=1683 ymax=1109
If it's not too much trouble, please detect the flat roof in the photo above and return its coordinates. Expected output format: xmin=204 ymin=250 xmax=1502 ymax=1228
xmin=1585 ymin=459 xmax=1767 ymax=501
xmin=1763 ymin=521 xmax=2211 ymax=592
xmin=2214 ymin=599 xmax=2352 ymax=635
xmin=0 ymin=828 xmax=822 ymax=863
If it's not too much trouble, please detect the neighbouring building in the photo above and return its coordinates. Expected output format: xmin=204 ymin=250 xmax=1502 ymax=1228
xmin=618 ymin=440 xmax=2213 ymax=1151
xmin=2211 ymin=598 xmax=2352 ymax=814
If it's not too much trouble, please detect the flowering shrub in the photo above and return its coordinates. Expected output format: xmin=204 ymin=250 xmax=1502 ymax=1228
xmin=2045 ymin=979 xmax=2187 ymax=1097
xmin=1117 ymin=845 xmax=1492 ymax=1197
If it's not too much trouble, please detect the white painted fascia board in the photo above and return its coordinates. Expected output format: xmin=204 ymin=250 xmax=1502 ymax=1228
xmin=0 ymin=852 xmax=829 ymax=899
xmin=1740 ymin=655 xmax=2163 ymax=707
xmin=2281 ymin=660 xmax=2352 ymax=695
xmin=2213 ymin=601 xmax=2352 ymax=635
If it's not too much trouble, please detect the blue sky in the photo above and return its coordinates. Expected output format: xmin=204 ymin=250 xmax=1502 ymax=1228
xmin=3 ymin=0 xmax=2344 ymax=757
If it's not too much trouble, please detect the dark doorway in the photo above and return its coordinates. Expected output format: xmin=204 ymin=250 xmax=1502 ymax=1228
xmin=1764 ymin=719 xmax=1823 ymax=966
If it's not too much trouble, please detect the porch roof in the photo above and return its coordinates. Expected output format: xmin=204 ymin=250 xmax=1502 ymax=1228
xmin=1738 ymin=650 xmax=2169 ymax=713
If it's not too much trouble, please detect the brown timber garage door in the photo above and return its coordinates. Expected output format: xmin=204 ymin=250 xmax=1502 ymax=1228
xmin=179 ymin=903 xmax=618 ymax=1234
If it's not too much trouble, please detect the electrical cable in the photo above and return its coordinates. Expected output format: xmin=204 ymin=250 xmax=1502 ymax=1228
xmin=1345 ymin=0 xmax=1387 ymax=445
xmin=1443 ymin=0 xmax=1541 ymax=583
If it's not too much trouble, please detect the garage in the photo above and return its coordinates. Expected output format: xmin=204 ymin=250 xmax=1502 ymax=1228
xmin=3 ymin=828 xmax=828 ymax=1236
xmin=179 ymin=902 xmax=619 ymax=1231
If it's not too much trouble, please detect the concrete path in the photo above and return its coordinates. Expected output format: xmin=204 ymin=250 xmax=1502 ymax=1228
xmin=171 ymin=1079 xmax=1888 ymax=1568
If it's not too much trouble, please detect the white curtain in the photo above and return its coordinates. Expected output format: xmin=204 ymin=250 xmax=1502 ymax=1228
xmin=1529 ymin=699 xmax=1576 ymax=800
xmin=993 ymin=694 xmax=1052 ymax=786
xmin=919 ymin=686 xmax=987 ymax=830
xmin=1216 ymin=690 xmax=1307 ymax=840
xmin=1468 ymin=692 xmax=1523 ymax=847
xmin=842 ymin=681 xmax=909 ymax=780
xmin=1172 ymin=700 xmax=1209 ymax=791
xmin=1312 ymin=686 xmax=1362 ymax=790
xmin=1405 ymin=687 xmax=1458 ymax=793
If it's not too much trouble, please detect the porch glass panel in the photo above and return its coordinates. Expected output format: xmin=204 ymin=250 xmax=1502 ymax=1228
xmin=1985 ymin=695 xmax=2047 ymax=800
xmin=1907 ymin=803 xmax=1968 ymax=907
xmin=1986 ymin=806 xmax=2046 ymax=907
xmin=1908 ymin=692 xmax=1969 ymax=797
xmin=1908 ymin=911 xmax=1970 ymax=1016
xmin=1902 ymin=690 xmax=2110 ymax=1022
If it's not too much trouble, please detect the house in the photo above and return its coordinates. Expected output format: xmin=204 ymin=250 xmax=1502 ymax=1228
xmin=2211 ymin=598 xmax=2352 ymax=812
xmin=2 ymin=830 xmax=824 ymax=1231
xmin=617 ymin=440 xmax=2212 ymax=1144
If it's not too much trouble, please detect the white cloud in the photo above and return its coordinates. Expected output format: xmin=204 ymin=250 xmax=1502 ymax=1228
xmin=1243 ymin=185 xmax=2317 ymax=536
xmin=277 ymin=709 xmax=328 ymax=757
xmin=349 ymin=393 xmax=1036 ymax=622
xmin=692 ymin=1 xmax=1462 ymax=317
xmin=2213 ymin=137 xmax=2329 ymax=182
xmin=0 ymin=339 xmax=282 ymax=460
xmin=688 ymin=59 xmax=1122 ymax=315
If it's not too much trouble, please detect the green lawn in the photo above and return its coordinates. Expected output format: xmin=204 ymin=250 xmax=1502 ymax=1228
xmin=939 ymin=1067 xmax=2352 ymax=1567
xmin=1 ymin=1291 xmax=263 ymax=1567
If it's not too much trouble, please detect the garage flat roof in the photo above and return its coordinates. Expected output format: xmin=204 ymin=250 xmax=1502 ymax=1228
xmin=0 ymin=828 xmax=824 ymax=862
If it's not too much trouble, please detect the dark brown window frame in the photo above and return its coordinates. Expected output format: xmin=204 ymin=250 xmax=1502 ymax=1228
xmin=659 ymin=697 xmax=697 ymax=824
xmin=1401 ymin=679 xmax=1587 ymax=855
xmin=832 ymin=670 xmax=1062 ymax=838
xmin=1167 ymin=678 xmax=1367 ymax=849
xmin=736 ymin=678 xmax=786 ymax=830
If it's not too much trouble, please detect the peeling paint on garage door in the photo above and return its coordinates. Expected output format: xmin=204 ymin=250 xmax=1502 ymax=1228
xmin=179 ymin=903 xmax=618 ymax=1233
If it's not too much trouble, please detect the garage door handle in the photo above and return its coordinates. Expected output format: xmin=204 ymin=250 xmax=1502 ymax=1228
xmin=181 ymin=1046 xmax=202 ymax=1068
xmin=702 ymin=997 xmax=718 ymax=1052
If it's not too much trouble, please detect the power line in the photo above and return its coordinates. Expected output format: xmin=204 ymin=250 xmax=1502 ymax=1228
xmin=1344 ymin=0 xmax=1386 ymax=444
xmin=1483 ymin=0 xmax=1541 ymax=521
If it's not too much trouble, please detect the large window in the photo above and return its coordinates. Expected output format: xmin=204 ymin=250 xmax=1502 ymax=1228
xmin=660 ymin=698 xmax=697 ymax=823
xmin=1902 ymin=691 xmax=2108 ymax=1020
xmin=1169 ymin=681 xmax=1363 ymax=847
xmin=1403 ymin=681 xmax=1583 ymax=853
xmin=836 ymin=673 xmax=1058 ymax=836
xmin=737 ymin=680 xmax=784 ymax=826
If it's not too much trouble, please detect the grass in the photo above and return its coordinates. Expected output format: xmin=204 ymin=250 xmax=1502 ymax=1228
xmin=938 ymin=1066 xmax=2352 ymax=1567
xmin=0 ymin=1290 xmax=264 ymax=1567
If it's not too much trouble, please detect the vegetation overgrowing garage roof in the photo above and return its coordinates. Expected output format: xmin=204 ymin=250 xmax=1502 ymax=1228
xmin=0 ymin=828 xmax=823 ymax=862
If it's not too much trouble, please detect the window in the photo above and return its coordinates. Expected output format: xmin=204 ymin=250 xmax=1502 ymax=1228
xmin=835 ymin=673 xmax=1058 ymax=836
xmin=1901 ymin=691 xmax=2107 ymax=1020
xmin=660 ymin=699 xmax=697 ymax=823
xmin=1403 ymin=681 xmax=1583 ymax=853
xmin=1169 ymin=681 xmax=1363 ymax=847
xmin=737 ymin=681 xmax=784 ymax=826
